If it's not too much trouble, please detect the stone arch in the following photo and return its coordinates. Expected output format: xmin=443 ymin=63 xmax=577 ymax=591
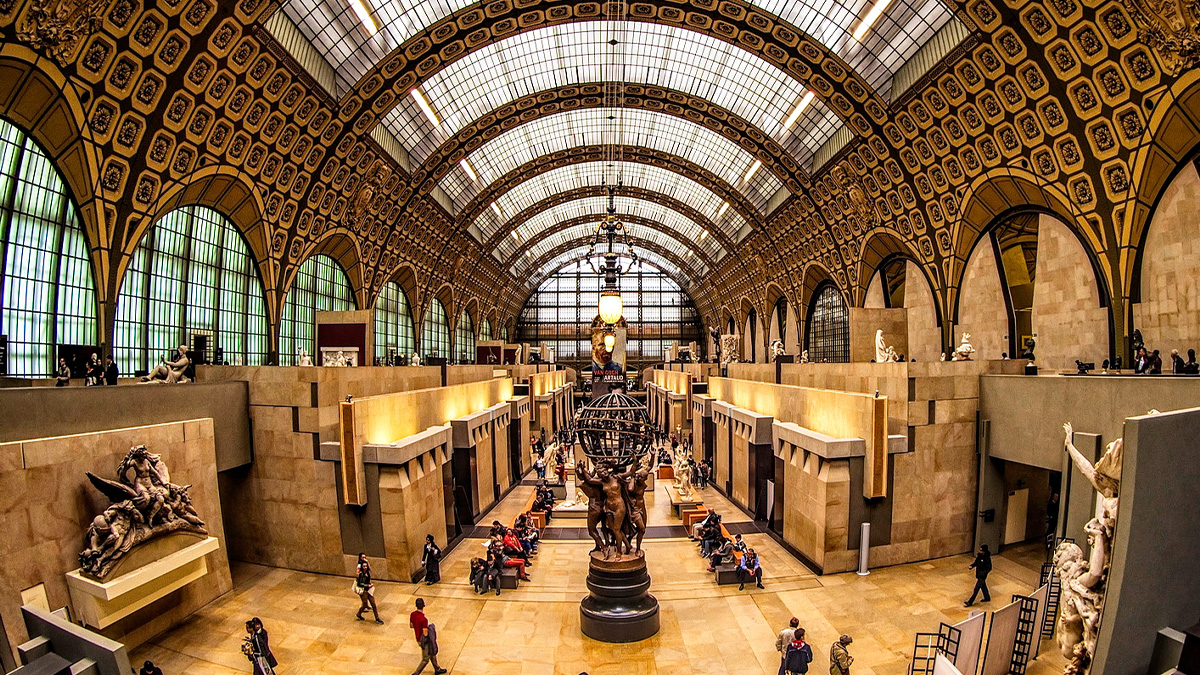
xmin=286 ymin=230 xmax=366 ymax=311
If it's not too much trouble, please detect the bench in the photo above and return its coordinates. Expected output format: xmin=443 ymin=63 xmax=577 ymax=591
xmin=498 ymin=567 xmax=521 ymax=589
xmin=714 ymin=563 xmax=740 ymax=585
xmin=511 ymin=490 xmax=546 ymax=530
xmin=682 ymin=507 xmax=711 ymax=533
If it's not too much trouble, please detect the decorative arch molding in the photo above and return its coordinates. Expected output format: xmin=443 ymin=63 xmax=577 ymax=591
xmin=853 ymin=229 xmax=931 ymax=308
xmin=498 ymin=213 xmax=719 ymax=274
xmin=339 ymin=0 xmax=887 ymax=144
xmin=1123 ymin=68 xmax=1200 ymax=303
xmin=798 ymin=261 xmax=839 ymax=320
xmin=484 ymin=185 xmax=739 ymax=255
xmin=284 ymin=231 xmax=366 ymax=311
xmin=429 ymin=282 xmax=457 ymax=321
xmin=464 ymin=146 xmax=762 ymax=239
xmin=415 ymin=84 xmax=810 ymax=198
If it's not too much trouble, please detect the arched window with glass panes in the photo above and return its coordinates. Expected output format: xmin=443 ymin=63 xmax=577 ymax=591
xmin=805 ymin=283 xmax=849 ymax=363
xmin=422 ymin=299 xmax=450 ymax=359
xmin=455 ymin=309 xmax=474 ymax=364
xmin=114 ymin=205 xmax=268 ymax=374
xmin=0 ymin=118 xmax=98 ymax=377
xmin=373 ymin=282 xmax=415 ymax=365
xmin=479 ymin=318 xmax=492 ymax=342
xmin=280 ymin=254 xmax=354 ymax=365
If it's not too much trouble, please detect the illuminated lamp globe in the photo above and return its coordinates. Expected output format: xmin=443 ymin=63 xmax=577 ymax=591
xmin=598 ymin=290 xmax=623 ymax=324
xmin=603 ymin=333 xmax=616 ymax=351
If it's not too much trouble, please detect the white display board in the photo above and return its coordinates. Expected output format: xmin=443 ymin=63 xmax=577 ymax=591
xmin=1029 ymin=584 xmax=1049 ymax=656
xmin=952 ymin=610 xmax=986 ymax=675
xmin=934 ymin=653 xmax=964 ymax=675
xmin=981 ymin=601 xmax=1022 ymax=675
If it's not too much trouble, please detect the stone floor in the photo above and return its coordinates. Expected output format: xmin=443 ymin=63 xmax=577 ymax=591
xmin=132 ymin=482 xmax=1068 ymax=675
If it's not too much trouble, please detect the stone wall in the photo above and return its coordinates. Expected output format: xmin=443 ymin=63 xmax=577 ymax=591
xmin=849 ymin=307 xmax=908 ymax=362
xmin=1134 ymin=163 xmax=1200 ymax=358
xmin=0 ymin=419 xmax=231 ymax=651
xmin=379 ymin=454 xmax=448 ymax=581
xmin=1030 ymin=214 xmax=1110 ymax=371
xmin=199 ymin=366 xmax=442 ymax=576
xmin=956 ymin=238 xmax=1010 ymax=362
xmin=905 ymin=261 xmax=943 ymax=363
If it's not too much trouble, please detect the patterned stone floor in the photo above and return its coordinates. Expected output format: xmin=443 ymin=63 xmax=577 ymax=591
xmin=132 ymin=483 xmax=1068 ymax=675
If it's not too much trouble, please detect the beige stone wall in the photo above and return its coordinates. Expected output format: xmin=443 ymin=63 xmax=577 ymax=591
xmin=1030 ymin=214 xmax=1110 ymax=371
xmin=379 ymin=449 xmax=449 ymax=580
xmin=348 ymin=377 xmax=513 ymax=445
xmin=651 ymin=369 xmax=692 ymax=395
xmin=714 ymin=415 xmax=730 ymax=488
xmin=474 ymin=427 xmax=496 ymax=514
xmin=732 ymin=433 xmax=749 ymax=506
xmin=781 ymin=447 xmax=850 ymax=572
xmin=494 ymin=418 xmax=512 ymax=495
xmin=864 ymin=271 xmax=887 ymax=308
xmin=447 ymin=365 xmax=504 ymax=385
xmin=1135 ymin=163 xmax=1200 ymax=358
xmin=956 ymin=238 xmax=1010 ymax=362
xmin=905 ymin=261 xmax=944 ymax=363
xmin=849 ymin=307 xmax=908 ymax=362
xmin=725 ymin=363 xmax=775 ymax=383
xmin=200 ymin=366 xmax=443 ymax=577
xmin=0 ymin=419 xmax=231 ymax=651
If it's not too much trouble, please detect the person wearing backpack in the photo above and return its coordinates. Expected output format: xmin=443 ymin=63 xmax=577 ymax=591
xmin=784 ymin=627 xmax=814 ymax=675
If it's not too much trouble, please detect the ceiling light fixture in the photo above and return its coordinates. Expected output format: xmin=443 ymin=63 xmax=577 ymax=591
xmin=587 ymin=185 xmax=639 ymax=326
xmin=491 ymin=202 xmax=503 ymax=217
xmin=783 ymin=92 xmax=815 ymax=130
xmin=716 ymin=202 xmax=729 ymax=218
xmin=411 ymin=88 xmax=440 ymax=127
xmin=349 ymin=0 xmax=378 ymax=35
xmin=852 ymin=0 xmax=893 ymax=41
xmin=459 ymin=159 xmax=477 ymax=181
xmin=700 ymin=230 xmax=708 ymax=241
xmin=743 ymin=160 xmax=761 ymax=184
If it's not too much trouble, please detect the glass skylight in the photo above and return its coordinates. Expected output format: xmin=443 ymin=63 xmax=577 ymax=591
xmin=281 ymin=0 xmax=959 ymax=105
xmin=383 ymin=23 xmax=840 ymax=172
xmin=438 ymin=108 xmax=784 ymax=214
xmin=500 ymin=221 xmax=713 ymax=277
xmin=499 ymin=196 xmax=726 ymax=261
xmin=522 ymin=247 xmax=697 ymax=288
xmin=477 ymin=161 xmax=748 ymax=242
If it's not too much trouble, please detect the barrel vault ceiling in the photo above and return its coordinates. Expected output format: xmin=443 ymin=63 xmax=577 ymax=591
xmin=0 ymin=0 xmax=1197 ymax=347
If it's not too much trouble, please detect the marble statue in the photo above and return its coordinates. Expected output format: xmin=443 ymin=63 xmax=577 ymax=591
xmin=874 ymin=330 xmax=899 ymax=363
xmin=79 ymin=445 xmax=208 ymax=580
xmin=951 ymin=333 xmax=976 ymax=361
xmin=139 ymin=345 xmax=191 ymax=384
xmin=800 ymin=350 xmax=809 ymax=364
xmin=513 ymin=345 xmax=522 ymax=364
xmin=672 ymin=446 xmax=694 ymax=499
xmin=719 ymin=334 xmax=740 ymax=367
xmin=322 ymin=350 xmax=350 ymax=367
xmin=1055 ymin=421 xmax=1124 ymax=675
xmin=544 ymin=445 xmax=558 ymax=482
xmin=940 ymin=352 xmax=946 ymax=362
xmin=297 ymin=349 xmax=313 ymax=366
xmin=770 ymin=339 xmax=786 ymax=361
xmin=410 ymin=353 xmax=421 ymax=367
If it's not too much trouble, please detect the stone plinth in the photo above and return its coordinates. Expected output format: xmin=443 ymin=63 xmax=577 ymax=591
xmin=579 ymin=551 xmax=659 ymax=643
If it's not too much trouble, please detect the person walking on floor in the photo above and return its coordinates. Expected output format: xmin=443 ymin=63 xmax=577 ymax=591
xmin=409 ymin=598 xmax=447 ymax=674
xmin=783 ymin=627 xmax=814 ymax=675
xmin=830 ymin=635 xmax=854 ymax=675
xmin=964 ymin=544 xmax=993 ymax=606
xmin=776 ymin=617 xmax=801 ymax=675
xmin=423 ymin=534 xmax=442 ymax=585
xmin=242 ymin=618 xmax=277 ymax=675
xmin=354 ymin=553 xmax=383 ymax=623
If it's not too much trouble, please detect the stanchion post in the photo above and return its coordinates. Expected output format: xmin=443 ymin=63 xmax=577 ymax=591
xmin=857 ymin=522 xmax=871 ymax=576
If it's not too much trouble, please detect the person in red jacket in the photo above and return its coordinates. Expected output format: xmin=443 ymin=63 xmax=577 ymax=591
xmin=409 ymin=598 xmax=446 ymax=675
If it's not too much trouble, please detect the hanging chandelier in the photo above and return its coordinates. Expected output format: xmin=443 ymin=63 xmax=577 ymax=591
xmin=587 ymin=185 xmax=639 ymax=325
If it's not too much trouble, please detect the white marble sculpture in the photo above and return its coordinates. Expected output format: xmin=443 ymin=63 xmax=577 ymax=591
xmin=322 ymin=350 xmax=349 ymax=367
xmin=940 ymin=352 xmax=946 ymax=362
xmin=672 ymin=446 xmax=694 ymax=499
xmin=139 ymin=345 xmax=190 ymax=384
xmin=951 ymin=333 xmax=976 ymax=361
xmin=410 ymin=353 xmax=421 ymax=367
xmin=1055 ymin=421 xmax=1124 ymax=675
xmin=874 ymin=330 xmax=899 ymax=363
xmin=297 ymin=349 xmax=313 ymax=366
xmin=770 ymin=339 xmax=786 ymax=361
xmin=719 ymin=334 xmax=740 ymax=367
xmin=799 ymin=350 xmax=809 ymax=364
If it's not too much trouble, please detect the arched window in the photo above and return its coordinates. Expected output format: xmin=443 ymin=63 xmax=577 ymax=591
xmin=374 ymin=282 xmax=415 ymax=364
xmin=0 ymin=118 xmax=97 ymax=376
xmin=747 ymin=309 xmax=758 ymax=362
xmin=501 ymin=325 xmax=508 ymax=342
xmin=479 ymin=318 xmax=492 ymax=342
xmin=455 ymin=309 xmax=475 ymax=363
xmin=422 ymin=298 xmax=450 ymax=359
xmin=806 ymin=284 xmax=849 ymax=363
xmin=280 ymin=254 xmax=354 ymax=364
xmin=114 ymin=205 xmax=268 ymax=374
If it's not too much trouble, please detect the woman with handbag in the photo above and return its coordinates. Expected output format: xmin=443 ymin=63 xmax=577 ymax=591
xmin=242 ymin=618 xmax=277 ymax=675
xmin=354 ymin=553 xmax=383 ymax=623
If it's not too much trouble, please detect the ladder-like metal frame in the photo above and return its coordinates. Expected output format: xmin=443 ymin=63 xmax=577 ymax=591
xmin=1009 ymin=594 xmax=1040 ymax=675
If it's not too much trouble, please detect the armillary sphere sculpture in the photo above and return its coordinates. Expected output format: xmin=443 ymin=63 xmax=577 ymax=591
xmin=574 ymin=391 xmax=659 ymax=642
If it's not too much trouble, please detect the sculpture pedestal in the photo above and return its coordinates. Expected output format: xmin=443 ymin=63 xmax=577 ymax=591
xmin=580 ymin=551 xmax=659 ymax=643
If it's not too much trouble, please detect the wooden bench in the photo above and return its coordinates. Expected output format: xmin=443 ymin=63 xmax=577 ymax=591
xmin=498 ymin=567 xmax=520 ymax=589
xmin=682 ymin=507 xmax=711 ymax=535
xmin=511 ymin=490 xmax=546 ymax=530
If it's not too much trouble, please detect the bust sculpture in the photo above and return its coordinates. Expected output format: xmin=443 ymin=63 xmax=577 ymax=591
xmin=1055 ymin=421 xmax=1125 ymax=674
xmin=297 ymin=348 xmax=313 ymax=366
xmin=139 ymin=345 xmax=190 ymax=384
xmin=410 ymin=353 xmax=421 ymax=367
xmin=770 ymin=339 xmax=786 ymax=361
xmin=79 ymin=445 xmax=208 ymax=580
xmin=799 ymin=349 xmax=809 ymax=363
xmin=951 ymin=333 xmax=975 ymax=361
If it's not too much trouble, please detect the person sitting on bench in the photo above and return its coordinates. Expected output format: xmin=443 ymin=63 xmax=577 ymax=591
xmin=699 ymin=517 xmax=723 ymax=558
xmin=515 ymin=514 xmax=540 ymax=554
xmin=485 ymin=551 xmax=505 ymax=595
xmin=502 ymin=527 xmax=532 ymax=564
xmin=737 ymin=547 xmax=764 ymax=590
xmin=732 ymin=533 xmax=747 ymax=555
xmin=470 ymin=557 xmax=496 ymax=594
xmin=691 ymin=511 xmax=719 ymax=540
xmin=707 ymin=536 xmax=735 ymax=572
